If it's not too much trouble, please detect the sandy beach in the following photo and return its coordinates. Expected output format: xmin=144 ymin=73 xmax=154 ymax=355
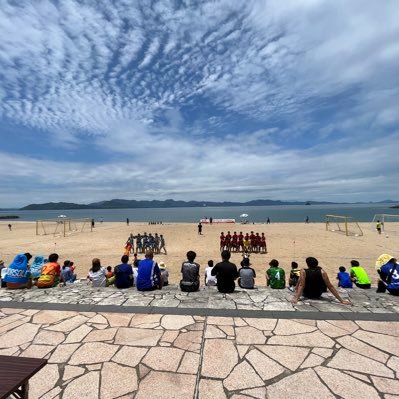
xmin=1 ymin=221 xmax=398 ymax=285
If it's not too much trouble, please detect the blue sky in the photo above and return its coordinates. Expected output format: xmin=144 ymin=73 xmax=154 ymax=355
xmin=1 ymin=0 xmax=399 ymax=207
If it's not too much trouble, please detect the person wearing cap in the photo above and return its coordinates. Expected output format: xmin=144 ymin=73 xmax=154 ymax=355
xmin=377 ymin=256 xmax=399 ymax=296
xmin=3 ymin=254 xmax=32 ymax=289
xmin=159 ymin=261 xmax=169 ymax=286
xmin=238 ymin=257 xmax=256 ymax=289
xmin=266 ymin=259 xmax=286 ymax=289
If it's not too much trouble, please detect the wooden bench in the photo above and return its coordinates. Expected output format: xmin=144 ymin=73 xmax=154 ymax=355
xmin=0 ymin=355 xmax=47 ymax=399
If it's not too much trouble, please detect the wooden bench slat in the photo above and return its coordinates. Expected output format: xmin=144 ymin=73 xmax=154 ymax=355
xmin=0 ymin=355 xmax=47 ymax=399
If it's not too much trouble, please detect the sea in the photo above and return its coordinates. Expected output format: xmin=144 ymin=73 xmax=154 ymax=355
xmin=0 ymin=203 xmax=398 ymax=223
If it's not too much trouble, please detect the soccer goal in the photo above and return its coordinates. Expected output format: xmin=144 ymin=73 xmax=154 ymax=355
xmin=371 ymin=214 xmax=399 ymax=236
xmin=36 ymin=218 xmax=92 ymax=237
xmin=325 ymin=215 xmax=363 ymax=237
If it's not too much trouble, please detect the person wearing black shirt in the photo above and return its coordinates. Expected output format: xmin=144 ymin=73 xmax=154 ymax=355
xmin=291 ymin=257 xmax=351 ymax=305
xmin=211 ymin=250 xmax=238 ymax=293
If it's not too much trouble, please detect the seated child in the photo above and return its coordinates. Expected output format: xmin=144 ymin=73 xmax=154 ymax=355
xmin=336 ymin=266 xmax=353 ymax=288
xmin=105 ymin=266 xmax=114 ymax=279
xmin=288 ymin=261 xmax=300 ymax=291
xmin=204 ymin=260 xmax=217 ymax=287
xmin=159 ymin=261 xmax=169 ymax=286
xmin=60 ymin=260 xmax=77 ymax=284
xmin=350 ymin=260 xmax=371 ymax=289
xmin=105 ymin=266 xmax=115 ymax=286
xmin=238 ymin=257 xmax=256 ymax=289
xmin=29 ymin=256 xmax=45 ymax=280
xmin=37 ymin=253 xmax=61 ymax=288
xmin=88 ymin=258 xmax=107 ymax=287
xmin=69 ymin=261 xmax=75 ymax=272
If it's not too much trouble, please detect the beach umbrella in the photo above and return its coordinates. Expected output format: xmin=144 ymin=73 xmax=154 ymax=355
xmin=58 ymin=215 xmax=67 ymax=218
xmin=240 ymin=213 xmax=248 ymax=218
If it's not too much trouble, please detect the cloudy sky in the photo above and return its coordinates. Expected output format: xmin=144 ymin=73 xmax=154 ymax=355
xmin=1 ymin=0 xmax=398 ymax=207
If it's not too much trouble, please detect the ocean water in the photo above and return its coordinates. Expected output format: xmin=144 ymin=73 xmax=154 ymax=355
xmin=0 ymin=203 xmax=397 ymax=223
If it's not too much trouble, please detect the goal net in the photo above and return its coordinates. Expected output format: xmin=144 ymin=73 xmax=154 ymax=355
xmin=36 ymin=218 xmax=92 ymax=237
xmin=371 ymin=214 xmax=399 ymax=236
xmin=325 ymin=215 xmax=363 ymax=237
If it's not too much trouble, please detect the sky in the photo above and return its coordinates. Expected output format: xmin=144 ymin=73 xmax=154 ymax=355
xmin=1 ymin=0 xmax=399 ymax=208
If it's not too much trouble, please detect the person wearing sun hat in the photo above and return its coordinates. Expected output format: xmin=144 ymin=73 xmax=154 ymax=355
xmin=159 ymin=261 xmax=169 ymax=286
xmin=376 ymin=254 xmax=399 ymax=295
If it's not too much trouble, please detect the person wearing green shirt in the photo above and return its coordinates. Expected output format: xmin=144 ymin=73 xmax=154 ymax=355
xmin=350 ymin=260 xmax=371 ymax=289
xmin=266 ymin=259 xmax=285 ymax=289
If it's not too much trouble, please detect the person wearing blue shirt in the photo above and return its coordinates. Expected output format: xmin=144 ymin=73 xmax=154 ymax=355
xmin=336 ymin=266 xmax=353 ymax=288
xmin=3 ymin=254 xmax=32 ymax=289
xmin=378 ymin=257 xmax=399 ymax=296
xmin=136 ymin=251 xmax=162 ymax=291
xmin=114 ymin=255 xmax=133 ymax=289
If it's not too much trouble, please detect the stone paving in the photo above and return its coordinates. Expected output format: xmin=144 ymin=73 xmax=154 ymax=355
xmin=0 ymin=285 xmax=398 ymax=398
xmin=0 ymin=307 xmax=399 ymax=398
xmin=0 ymin=284 xmax=399 ymax=317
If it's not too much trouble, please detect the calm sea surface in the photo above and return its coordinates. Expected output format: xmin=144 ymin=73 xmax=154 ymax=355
xmin=0 ymin=203 xmax=397 ymax=223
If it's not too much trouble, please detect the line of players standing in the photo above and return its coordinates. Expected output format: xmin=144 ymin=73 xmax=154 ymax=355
xmin=125 ymin=233 xmax=167 ymax=255
xmin=220 ymin=231 xmax=267 ymax=253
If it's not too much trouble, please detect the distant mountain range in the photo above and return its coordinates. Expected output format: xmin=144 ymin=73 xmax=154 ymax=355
xmin=18 ymin=199 xmax=399 ymax=210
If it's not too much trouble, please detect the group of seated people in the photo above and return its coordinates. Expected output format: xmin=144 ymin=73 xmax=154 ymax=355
xmin=87 ymin=253 xmax=169 ymax=290
xmin=125 ymin=232 xmax=167 ymax=255
xmin=219 ymin=231 xmax=267 ymax=253
xmin=1 ymin=251 xmax=398 ymax=303
xmin=0 ymin=253 xmax=77 ymax=289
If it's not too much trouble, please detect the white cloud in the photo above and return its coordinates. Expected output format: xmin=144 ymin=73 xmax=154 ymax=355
xmin=0 ymin=0 xmax=398 ymax=206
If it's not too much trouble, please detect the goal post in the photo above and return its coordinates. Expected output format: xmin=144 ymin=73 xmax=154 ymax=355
xmin=325 ymin=215 xmax=363 ymax=237
xmin=36 ymin=218 xmax=92 ymax=237
xmin=371 ymin=214 xmax=399 ymax=235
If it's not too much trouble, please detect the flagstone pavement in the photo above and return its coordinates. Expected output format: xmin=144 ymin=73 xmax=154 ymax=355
xmin=0 ymin=285 xmax=398 ymax=398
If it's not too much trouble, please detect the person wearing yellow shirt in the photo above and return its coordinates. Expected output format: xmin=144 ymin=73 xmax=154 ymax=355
xmin=350 ymin=260 xmax=371 ymax=289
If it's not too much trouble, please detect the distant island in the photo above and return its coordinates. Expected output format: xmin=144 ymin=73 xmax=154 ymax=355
xmin=391 ymin=205 xmax=399 ymax=208
xmin=18 ymin=198 xmax=399 ymax=211
xmin=0 ymin=215 xmax=19 ymax=219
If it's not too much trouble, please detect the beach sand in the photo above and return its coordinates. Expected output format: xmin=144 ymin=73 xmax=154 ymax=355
xmin=1 ymin=221 xmax=398 ymax=284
